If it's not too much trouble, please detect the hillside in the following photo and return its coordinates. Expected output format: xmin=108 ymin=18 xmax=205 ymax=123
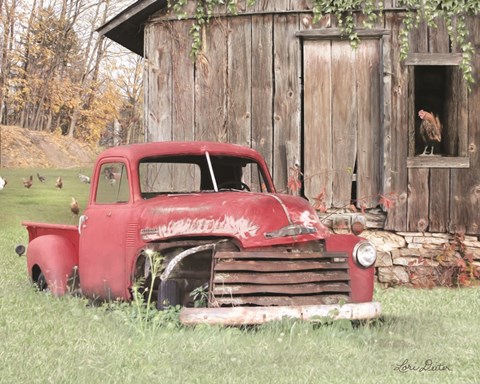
xmin=0 ymin=125 xmax=99 ymax=168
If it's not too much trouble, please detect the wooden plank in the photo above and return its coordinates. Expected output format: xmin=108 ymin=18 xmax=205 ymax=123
xmin=407 ymin=19 xmax=429 ymax=232
xmin=355 ymin=38 xmax=381 ymax=208
xmin=180 ymin=302 xmax=382 ymax=325
xmin=381 ymin=11 xmax=393 ymax=216
xmin=213 ymin=294 xmax=350 ymax=307
xmin=213 ymin=271 xmax=350 ymax=284
xmin=407 ymin=168 xmax=430 ymax=232
xmin=227 ymin=16 xmax=252 ymax=147
xmin=170 ymin=21 xmax=196 ymax=191
xmin=143 ymin=23 xmax=172 ymax=191
xmin=407 ymin=65 xmax=416 ymax=158
xmin=214 ymin=259 xmax=349 ymax=272
xmin=251 ymin=15 xmax=274 ymax=170
xmin=331 ymin=40 xmax=356 ymax=207
xmin=194 ymin=18 xmax=227 ymax=142
xmin=249 ymin=0 xmax=311 ymax=12
xmin=384 ymin=12 xmax=409 ymax=231
xmin=303 ymin=40 xmax=333 ymax=204
xmin=450 ymin=15 xmax=480 ymax=235
xmin=273 ymin=14 xmax=301 ymax=193
xmin=251 ymin=0 xmax=276 ymax=12
xmin=428 ymin=17 xmax=449 ymax=54
xmin=212 ymin=282 xmax=351 ymax=295
xmin=406 ymin=157 xmax=470 ymax=168
xmin=458 ymin=69 xmax=469 ymax=159
xmin=172 ymin=20 xmax=195 ymax=142
xmin=404 ymin=53 xmax=463 ymax=66
xmin=429 ymin=169 xmax=449 ymax=232
xmin=214 ymin=251 xmax=347 ymax=259
xmin=297 ymin=29 xmax=390 ymax=39
xmin=144 ymin=22 xmax=172 ymax=142
xmin=427 ymin=16 xmax=450 ymax=233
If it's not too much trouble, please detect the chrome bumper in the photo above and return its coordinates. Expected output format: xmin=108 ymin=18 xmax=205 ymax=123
xmin=180 ymin=301 xmax=382 ymax=326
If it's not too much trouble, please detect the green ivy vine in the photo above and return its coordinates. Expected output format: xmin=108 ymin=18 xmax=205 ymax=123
xmin=167 ymin=0 xmax=479 ymax=86
xmin=396 ymin=0 xmax=479 ymax=87
xmin=167 ymin=0 xmax=256 ymax=57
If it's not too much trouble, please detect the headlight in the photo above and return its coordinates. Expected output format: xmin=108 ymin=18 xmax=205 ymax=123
xmin=353 ymin=241 xmax=377 ymax=268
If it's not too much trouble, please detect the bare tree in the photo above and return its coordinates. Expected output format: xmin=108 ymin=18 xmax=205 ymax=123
xmin=0 ymin=0 xmax=18 ymax=124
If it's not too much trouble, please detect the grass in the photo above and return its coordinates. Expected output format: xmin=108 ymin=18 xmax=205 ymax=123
xmin=1 ymin=168 xmax=480 ymax=383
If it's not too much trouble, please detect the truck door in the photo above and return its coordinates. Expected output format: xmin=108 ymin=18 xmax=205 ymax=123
xmin=79 ymin=160 xmax=133 ymax=300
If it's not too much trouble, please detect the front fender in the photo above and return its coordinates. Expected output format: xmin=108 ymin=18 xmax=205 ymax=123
xmin=27 ymin=234 xmax=78 ymax=296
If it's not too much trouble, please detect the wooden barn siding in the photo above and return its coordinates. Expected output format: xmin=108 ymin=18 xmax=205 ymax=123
xmin=145 ymin=13 xmax=303 ymax=192
xmin=273 ymin=14 xmax=302 ymax=193
xmin=383 ymin=11 xmax=408 ymax=231
xmin=382 ymin=12 xmax=479 ymax=235
xmin=450 ymin=16 xmax=480 ymax=234
xmin=144 ymin=8 xmax=480 ymax=234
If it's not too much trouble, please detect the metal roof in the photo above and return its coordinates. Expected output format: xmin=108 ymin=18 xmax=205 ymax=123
xmin=97 ymin=0 xmax=167 ymax=56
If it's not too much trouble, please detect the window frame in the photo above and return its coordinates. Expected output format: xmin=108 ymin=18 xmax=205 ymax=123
xmin=94 ymin=161 xmax=131 ymax=204
xmin=405 ymin=53 xmax=470 ymax=169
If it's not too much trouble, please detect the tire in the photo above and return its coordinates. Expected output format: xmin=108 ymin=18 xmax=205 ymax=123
xmin=36 ymin=272 xmax=48 ymax=291
xmin=157 ymin=280 xmax=181 ymax=310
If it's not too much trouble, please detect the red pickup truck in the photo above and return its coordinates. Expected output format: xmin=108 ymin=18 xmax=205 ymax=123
xmin=20 ymin=141 xmax=381 ymax=325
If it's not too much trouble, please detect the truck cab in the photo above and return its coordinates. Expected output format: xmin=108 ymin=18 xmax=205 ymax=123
xmin=22 ymin=141 xmax=381 ymax=325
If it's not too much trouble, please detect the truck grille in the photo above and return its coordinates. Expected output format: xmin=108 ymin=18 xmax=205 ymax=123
xmin=209 ymin=250 xmax=351 ymax=307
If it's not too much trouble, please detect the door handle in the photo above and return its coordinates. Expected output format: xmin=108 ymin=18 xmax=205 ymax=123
xmin=78 ymin=215 xmax=88 ymax=234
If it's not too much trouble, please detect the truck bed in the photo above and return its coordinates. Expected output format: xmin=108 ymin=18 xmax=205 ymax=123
xmin=22 ymin=221 xmax=79 ymax=252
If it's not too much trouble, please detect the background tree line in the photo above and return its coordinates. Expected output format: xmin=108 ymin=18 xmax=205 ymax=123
xmin=0 ymin=0 xmax=143 ymax=145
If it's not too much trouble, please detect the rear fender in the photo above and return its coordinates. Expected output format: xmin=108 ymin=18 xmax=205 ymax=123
xmin=27 ymin=235 xmax=78 ymax=296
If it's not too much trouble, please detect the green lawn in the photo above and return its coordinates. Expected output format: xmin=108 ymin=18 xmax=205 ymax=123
xmin=0 ymin=168 xmax=479 ymax=384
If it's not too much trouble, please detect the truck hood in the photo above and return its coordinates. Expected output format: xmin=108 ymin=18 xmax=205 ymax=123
xmin=139 ymin=192 xmax=330 ymax=248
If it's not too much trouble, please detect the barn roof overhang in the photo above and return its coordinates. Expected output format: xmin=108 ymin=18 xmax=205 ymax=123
xmin=97 ymin=0 xmax=167 ymax=56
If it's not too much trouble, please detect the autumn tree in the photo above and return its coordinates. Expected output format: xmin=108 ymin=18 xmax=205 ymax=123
xmin=0 ymin=0 xmax=142 ymax=144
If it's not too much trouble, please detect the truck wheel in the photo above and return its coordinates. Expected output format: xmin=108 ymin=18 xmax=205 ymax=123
xmin=36 ymin=272 xmax=48 ymax=291
xmin=157 ymin=280 xmax=180 ymax=310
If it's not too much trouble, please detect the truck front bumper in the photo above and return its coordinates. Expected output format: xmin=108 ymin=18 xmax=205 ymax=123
xmin=179 ymin=301 xmax=382 ymax=326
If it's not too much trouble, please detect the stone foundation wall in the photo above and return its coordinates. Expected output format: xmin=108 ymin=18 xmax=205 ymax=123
xmin=319 ymin=210 xmax=480 ymax=287
xmin=362 ymin=230 xmax=480 ymax=287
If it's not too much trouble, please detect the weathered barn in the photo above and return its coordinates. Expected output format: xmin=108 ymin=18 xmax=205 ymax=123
xmin=99 ymin=1 xmax=480 ymax=285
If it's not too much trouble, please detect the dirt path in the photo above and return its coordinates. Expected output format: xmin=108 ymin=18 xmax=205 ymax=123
xmin=0 ymin=125 xmax=98 ymax=168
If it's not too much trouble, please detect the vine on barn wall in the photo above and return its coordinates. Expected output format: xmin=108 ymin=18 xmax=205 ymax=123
xmin=167 ymin=0 xmax=479 ymax=86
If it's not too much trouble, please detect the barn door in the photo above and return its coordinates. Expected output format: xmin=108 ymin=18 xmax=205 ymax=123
xmin=303 ymin=38 xmax=382 ymax=210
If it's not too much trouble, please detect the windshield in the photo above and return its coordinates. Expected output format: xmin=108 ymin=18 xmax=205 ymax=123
xmin=139 ymin=154 xmax=270 ymax=199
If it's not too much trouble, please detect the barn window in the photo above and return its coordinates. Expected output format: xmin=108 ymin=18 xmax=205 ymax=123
xmin=406 ymin=54 xmax=469 ymax=168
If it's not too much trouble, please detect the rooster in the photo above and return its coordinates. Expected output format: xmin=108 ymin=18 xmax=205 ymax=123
xmin=70 ymin=197 xmax=80 ymax=216
xmin=37 ymin=173 xmax=46 ymax=183
xmin=56 ymin=176 xmax=63 ymax=189
xmin=0 ymin=176 xmax=6 ymax=191
xmin=23 ymin=175 xmax=33 ymax=189
xmin=418 ymin=109 xmax=442 ymax=155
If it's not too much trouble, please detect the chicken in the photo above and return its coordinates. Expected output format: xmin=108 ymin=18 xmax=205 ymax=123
xmin=104 ymin=167 xmax=117 ymax=186
xmin=78 ymin=173 xmax=90 ymax=184
xmin=418 ymin=109 xmax=442 ymax=155
xmin=55 ymin=176 xmax=63 ymax=189
xmin=70 ymin=197 xmax=80 ymax=216
xmin=23 ymin=175 xmax=33 ymax=189
xmin=0 ymin=176 xmax=6 ymax=191
xmin=37 ymin=173 xmax=46 ymax=183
